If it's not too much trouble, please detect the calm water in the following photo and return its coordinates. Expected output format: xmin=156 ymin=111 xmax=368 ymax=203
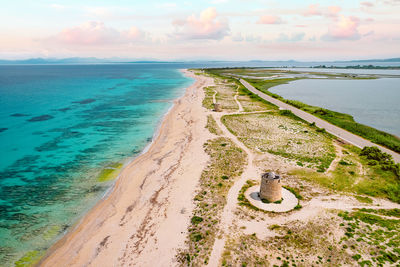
xmin=270 ymin=78 xmax=400 ymax=136
xmin=0 ymin=64 xmax=193 ymax=265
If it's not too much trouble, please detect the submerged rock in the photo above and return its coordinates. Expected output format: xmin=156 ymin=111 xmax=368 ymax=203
xmin=27 ymin=115 xmax=54 ymax=122
xmin=72 ymin=98 xmax=96 ymax=105
xmin=0 ymin=128 xmax=7 ymax=133
xmin=57 ymin=107 xmax=71 ymax=112
xmin=10 ymin=113 xmax=29 ymax=117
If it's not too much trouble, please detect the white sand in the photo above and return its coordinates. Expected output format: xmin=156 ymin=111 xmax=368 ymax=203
xmin=244 ymin=185 xmax=299 ymax=212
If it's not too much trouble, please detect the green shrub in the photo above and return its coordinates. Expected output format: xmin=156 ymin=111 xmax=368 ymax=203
xmin=191 ymin=216 xmax=204 ymax=225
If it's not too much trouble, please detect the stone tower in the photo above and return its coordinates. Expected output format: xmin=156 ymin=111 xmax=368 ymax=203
xmin=259 ymin=172 xmax=282 ymax=203
xmin=213 ymin=103 xmax=221 ymax=112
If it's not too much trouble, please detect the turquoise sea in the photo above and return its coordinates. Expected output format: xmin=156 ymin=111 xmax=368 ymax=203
xmin=0 ymin=64 xmax=193 ymax=265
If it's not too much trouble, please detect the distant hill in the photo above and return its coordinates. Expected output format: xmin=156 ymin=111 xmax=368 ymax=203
xmin=0 ymin=57 xmax=160 ymax=65
xmin=0 ymin=57 xmax=399 ymax=65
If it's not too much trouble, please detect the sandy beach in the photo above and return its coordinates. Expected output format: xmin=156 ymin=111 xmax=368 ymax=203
xmin=39 ymin=70 xmax=214 ymax=266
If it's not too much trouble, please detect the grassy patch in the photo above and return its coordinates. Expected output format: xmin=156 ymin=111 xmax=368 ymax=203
xmin=222 ymin=217 xmax=353 ymax=266
xmin=177 ymin=137 xmax=247 ymax=265
xmin=338 ymin=210 xmax=400 ymax=265
xmin=358 ymin=208 xmax=400 ymax=218
xmin=205 ymin=115 xmax=223 ymax=135
xmin=290 ymin=145 xmax=400 ymax=203
xmin=202 ymin=86 xmax=216 ymax=110
xmin=222 ymin=112 xmax=335 ymax=171
xmin=282 ymin=186 xmax=303 ymax=200
xmin=203 ymin=69 xmax=278 ymax=112
xmin=97 ymin=162 xmax=123 ymax=182
xmin=15 ymin=250 xmax=44 ymax=267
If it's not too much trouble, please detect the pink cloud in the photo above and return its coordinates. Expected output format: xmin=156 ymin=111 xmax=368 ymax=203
xmin=172 ymin=7 xmax=229 ymax=40
xmin=54 ymin=21 xmax=144 ymax=45
xmin=257 ymin=15 xmax=283 ymax=24
xmin=327 ymin=6 xmax=341 ymax=17
xmin=303 ymin=4 xmax=341 ymax=17
xmin=303 ymin=4 xmax=322 ymax=16
xmin=324 ymin=16 xmax=361 ymax=40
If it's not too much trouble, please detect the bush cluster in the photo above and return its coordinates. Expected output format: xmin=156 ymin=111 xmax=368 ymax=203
xmin=360 ymin=146 xmax=400 ymax=178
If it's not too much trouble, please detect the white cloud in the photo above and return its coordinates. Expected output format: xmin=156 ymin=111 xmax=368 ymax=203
xmin=51 ymin=21 xmax=145 ymax=46
xmin=257 ymin=15 xmax=284 ymax=24
xmin=172 ymin=7 xmax=229 ymax=40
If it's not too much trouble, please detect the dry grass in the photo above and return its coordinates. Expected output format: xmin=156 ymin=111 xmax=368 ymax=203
xmin=290 ymin=144 xmax=400 ymax=202
xmin=205 ymin=115 xmax=222 ymax=136
xmin=221 ymin=215 xmax=354 ymax=266
xmin=177 ymin=137 xmax=247 ymax=266
xmin=222 ymin=112 xmax=335 ymax=171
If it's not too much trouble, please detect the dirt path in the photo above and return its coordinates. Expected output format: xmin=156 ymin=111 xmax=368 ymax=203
xmin=240 ymin=79 xmax=400 ymax=163
xmin=234 ymin=86 xmax=244 ymax=112
xmin=207 ymin=90 xmax=269 ymax=265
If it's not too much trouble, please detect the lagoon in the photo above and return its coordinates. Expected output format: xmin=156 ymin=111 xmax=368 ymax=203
xmin=270 ymin=78 xmax=400 ymax=137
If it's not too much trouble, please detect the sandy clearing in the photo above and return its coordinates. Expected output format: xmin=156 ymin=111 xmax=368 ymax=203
xmin=244 ymin=186 xmax=299 ymax=212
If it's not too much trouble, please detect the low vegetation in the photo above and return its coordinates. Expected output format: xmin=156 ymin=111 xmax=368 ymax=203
xmin=338 ymin=209 xmax=400 ymax=266
xmin=290 ymin=145 xmax=400 ymax=203
xmin=177 ymin=137 xmax=247 ymax=266
xmin=221 ymin=216 xmax=354 ymax=266
xmin=202 ymin=86 xmax=216 ymax=110
xmin=97 ymin=162 xmax=123 ymax=182
xmin=360 ymin=146 xmax=400 ymax=178
xmin=222 ymin=112 xmax=335 ymax=171
xmin=204 ymin=69 xmax=278 ymax=112
xmin=205 ymin=115 xmax=222 ymax=136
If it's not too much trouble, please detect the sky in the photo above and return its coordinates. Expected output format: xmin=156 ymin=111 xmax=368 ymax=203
xmin=1 ymin=0 xmax=399 ymax=61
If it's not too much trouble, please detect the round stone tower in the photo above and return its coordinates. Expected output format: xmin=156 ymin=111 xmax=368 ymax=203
xmin=213 ymin=103 xmax=222 ymax=112
xmin=259 ymin=172 xmax=282 ymax=203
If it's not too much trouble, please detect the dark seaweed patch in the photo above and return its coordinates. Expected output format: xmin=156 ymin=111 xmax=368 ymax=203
xmin=72 ymin=98 xmax=96 ymax=105
xmin=0 ymin=128 xmax=7 ymax=133
xmin=57 ymin=107 xmax=71 ymax=112
xmin=27 ymin=115 xmax=54 ymax=122
xmin=10 ymin=113 xmax=29 ymax=117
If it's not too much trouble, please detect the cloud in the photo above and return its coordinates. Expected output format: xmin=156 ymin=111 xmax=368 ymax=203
xmin=257 ymin=15 xmax=283 ymax=24
xmin=361 ymin=1 xmax=374 ymax=7
xmin=303 ymin=4 xmax=341 ymax=17
xmin=323 ymin=16 xmax=361 ymax=41
xmin=52 ymin=21 xmax=144 ymax=46
xmin=172 ymin=7 xmax=229 ymax=40
xmin=303 ymin=4 xmax=322 ymax=16
xmin=327 ymin=6 xmax=341 ymax=17
xmin=277 ymin=32 xmax=305 ymax=42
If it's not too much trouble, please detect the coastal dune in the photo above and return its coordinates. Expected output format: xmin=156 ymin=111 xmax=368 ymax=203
xmin=40 ymin=70 xmax=214 ymax=266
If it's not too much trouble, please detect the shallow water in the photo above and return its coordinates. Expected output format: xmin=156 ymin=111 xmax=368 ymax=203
xmin=270 ymin=78 xmax=400 ymax=136
xmin=0 ymin=64 xmax=193 ymax=265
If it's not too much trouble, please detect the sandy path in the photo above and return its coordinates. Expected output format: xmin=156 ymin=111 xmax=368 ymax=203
xmin=39 ymin=71 xmax=214 ymax=267
xmin=234 ymin=86 xmax=244 ymax=112
xmin=240 ymin=79 xmax=400 ymax=163
xmin=207 ymin=98 xmax=261 ymax=265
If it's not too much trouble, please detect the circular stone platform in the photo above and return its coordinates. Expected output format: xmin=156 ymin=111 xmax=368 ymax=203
xmin=244 ymin=185 xmax=299 ymax=212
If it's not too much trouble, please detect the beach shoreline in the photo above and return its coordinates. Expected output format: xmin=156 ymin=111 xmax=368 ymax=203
xmin=39 ymin=69 xmax=214 ymax=266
